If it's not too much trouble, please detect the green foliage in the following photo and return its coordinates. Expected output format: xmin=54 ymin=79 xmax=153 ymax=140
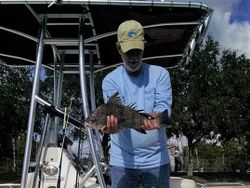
xmin=196 ymin=137 xmax=247 ymax=159
xmin=170 ymin=36 xmax=250 ymax=175
xmin=218 ymin=51 xmax=250 ymax=141
xmin=0 ymin=66 xmax=32 ymax=160
xmin=171 ymin=36 xmax=250 ymax=146
xmin=171 ymin=36 xmax=221 ymax=146
xmin=196 ymin=144 xmax=223 ymax=158
xmin=195 ymin=136 xmax=248 ymax=172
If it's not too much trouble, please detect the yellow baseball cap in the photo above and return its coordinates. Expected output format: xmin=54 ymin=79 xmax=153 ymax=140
xmin=117 ymin=20 xmax=144 ymax=53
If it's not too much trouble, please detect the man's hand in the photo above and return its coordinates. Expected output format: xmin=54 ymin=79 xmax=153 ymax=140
xmin=102 ymin=115 xmax=119 ymax=134
xmin=142 ymin=113 xmax=161 ymax=130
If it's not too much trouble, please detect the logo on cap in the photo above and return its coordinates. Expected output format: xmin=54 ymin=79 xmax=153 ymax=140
xmin=127 ymin=31 xmax=137 ymax=38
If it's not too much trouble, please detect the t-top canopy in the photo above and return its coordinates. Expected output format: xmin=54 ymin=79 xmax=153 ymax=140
xmin=0 ymin=0 xmax=212 ymax=71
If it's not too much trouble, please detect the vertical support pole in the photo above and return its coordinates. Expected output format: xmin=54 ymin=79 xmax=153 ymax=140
xmin=89 ymin=52 xmax=96 ymax=111
xmin=89 ymin=52 xmax=104 ymax=160
xmin=49 ymin=53 xmax=64 ymax=145
xmin=56 ymin=54 xmax=64 ymax=108
xmin=20 ymin=17 xmax=46 ymax=188
xmin=78 ymin=17 xmax=106 ymax=188
xmin=32 ymin=114 xmax=51 ymax=188
xmin=49 ymin=48 xmax=58 ymax=145
xmin=53 ymin=50 xmax=58 ymax=108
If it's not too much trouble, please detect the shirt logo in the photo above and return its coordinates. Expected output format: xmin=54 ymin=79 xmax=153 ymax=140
xmin=127 ymin=31 xmax=137 ymax=38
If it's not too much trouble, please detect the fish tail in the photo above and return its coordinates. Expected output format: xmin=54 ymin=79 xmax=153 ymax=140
xmin=159 ymin=109 xmax=171 ymax=128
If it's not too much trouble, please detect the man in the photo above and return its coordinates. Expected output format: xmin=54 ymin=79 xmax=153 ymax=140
xmin=102 ymin=20 xmax=172 ymax=188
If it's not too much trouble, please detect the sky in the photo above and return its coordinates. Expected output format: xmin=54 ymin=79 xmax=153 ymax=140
xmin=173 ymin=0 xmax=250 ymax=58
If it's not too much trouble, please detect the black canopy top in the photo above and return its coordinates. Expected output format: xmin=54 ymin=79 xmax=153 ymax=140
xmin=0 ymin=1 xmax=212 ymax=71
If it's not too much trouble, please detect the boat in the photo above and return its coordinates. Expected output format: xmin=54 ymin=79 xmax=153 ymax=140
xmin=0 ymin=1 xmax=212 ymax=187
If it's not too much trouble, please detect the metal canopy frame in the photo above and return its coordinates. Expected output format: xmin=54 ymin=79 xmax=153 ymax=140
xmin=0 ymin=1 xmax=212 ymax=188
xmin=0 ymin=1 xmax=212 ymax=70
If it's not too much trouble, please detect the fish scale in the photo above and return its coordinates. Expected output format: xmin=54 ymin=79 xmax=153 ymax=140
xmin=84 ymin=92 xmax=171 ymax=134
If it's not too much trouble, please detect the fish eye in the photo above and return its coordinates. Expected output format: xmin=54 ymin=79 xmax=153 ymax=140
xmin=90 ymin=116 xmax=96 ymax=122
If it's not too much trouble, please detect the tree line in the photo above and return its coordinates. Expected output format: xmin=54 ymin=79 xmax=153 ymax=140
xmin=170 ymin=36 xmax=250 ymax=175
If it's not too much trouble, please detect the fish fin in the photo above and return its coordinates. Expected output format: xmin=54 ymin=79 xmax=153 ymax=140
xmin=134 ymin=128 xmax=147 ymax=134
xmin=159 ymin=109 xmax=171 ymax=128
xmin=127 ymin=102 xmax=136 ymax=109
xmin=127 ymin=103 xmax=144 ymax=113
xmin=107 ymin=92 xmax=122 ymax=105
xmin=136 ymin=109 xmax=144 ymax=113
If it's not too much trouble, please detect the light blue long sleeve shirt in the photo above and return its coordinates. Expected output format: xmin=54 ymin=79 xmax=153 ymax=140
xmin=102 ymin=63 xmax=172 ymax=169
